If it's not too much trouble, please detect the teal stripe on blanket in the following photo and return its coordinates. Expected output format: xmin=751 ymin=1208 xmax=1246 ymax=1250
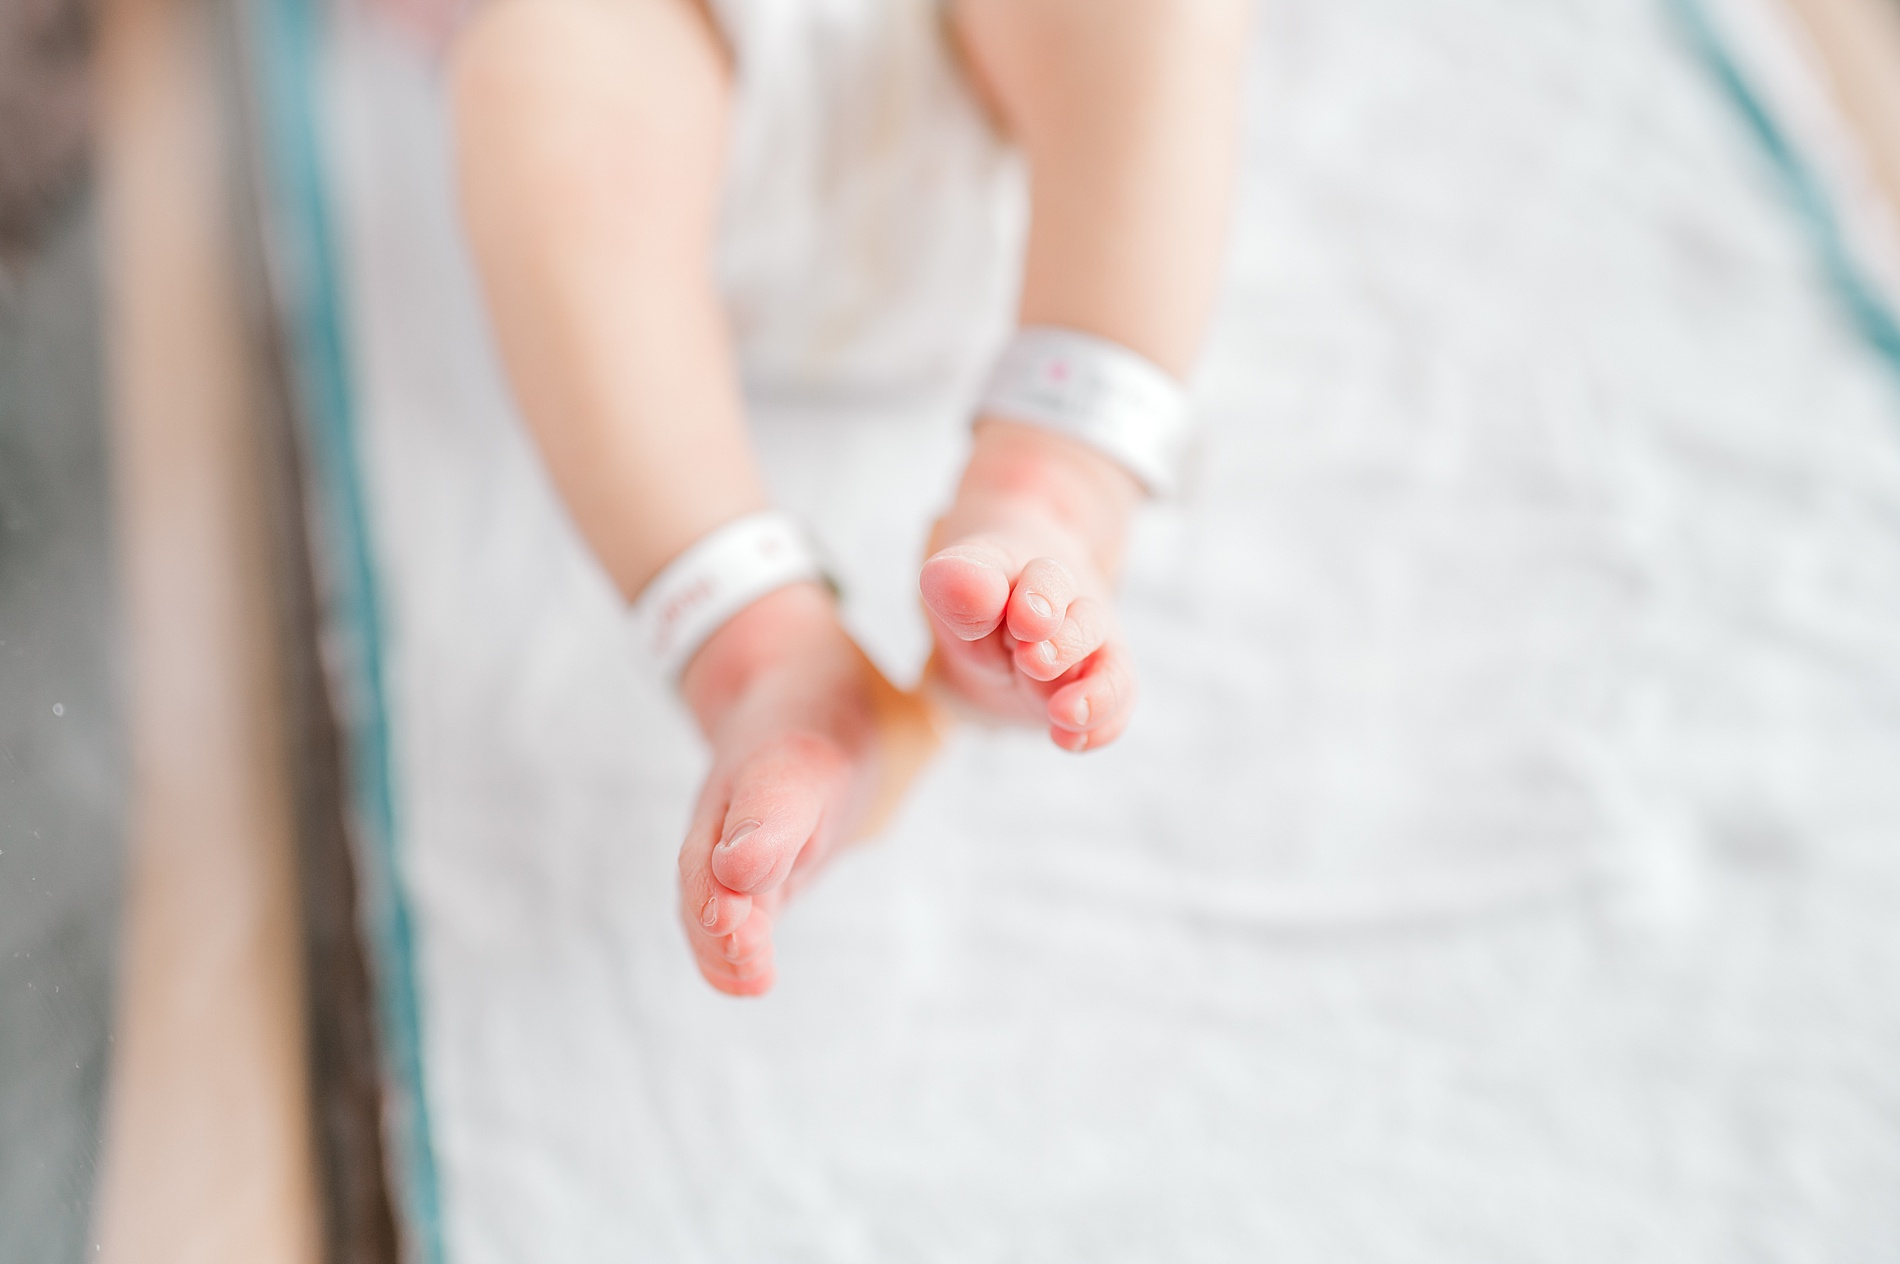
xmin=1667 ymin=0 xmax=1900 ymax=383
xmin=242 ymin=0 xmax=446 ymax=1259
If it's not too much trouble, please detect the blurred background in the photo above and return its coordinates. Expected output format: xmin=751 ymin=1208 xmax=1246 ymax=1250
xmin=3 ymin=0 xmax=1900 ymax=1261
xmin=5 ymin=0 xmax=385 ymax=1257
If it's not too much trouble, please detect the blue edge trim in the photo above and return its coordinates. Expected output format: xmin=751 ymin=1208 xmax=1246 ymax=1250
xmin=240 ymin=0 xmax=1896 ymax=1260
xmin=1666 ymin=0 xmax=1900 ymax=379
xmin=245 ymin=0 xmax=445 ymax=1260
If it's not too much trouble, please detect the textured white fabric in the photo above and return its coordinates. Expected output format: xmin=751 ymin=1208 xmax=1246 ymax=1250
xmin=705 ymin=0 xmax=1021 ymax=403
xmin=325 ymin=0 xmax=1900 ymax=1257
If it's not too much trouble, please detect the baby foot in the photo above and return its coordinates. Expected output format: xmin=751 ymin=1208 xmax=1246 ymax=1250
xmin=920 ymin=420 xmax=1143 ymax=752
xmin=675 ymin=582 xmax=940 ymax=996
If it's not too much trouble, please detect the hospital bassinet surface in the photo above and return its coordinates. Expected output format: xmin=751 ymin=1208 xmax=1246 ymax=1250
xmin=247 ymin=0 xmax=1900 ymax=1257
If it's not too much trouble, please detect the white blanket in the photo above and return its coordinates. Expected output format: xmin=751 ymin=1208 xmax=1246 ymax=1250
xmin=325 ymin=0 xmax=1900 ymax=1256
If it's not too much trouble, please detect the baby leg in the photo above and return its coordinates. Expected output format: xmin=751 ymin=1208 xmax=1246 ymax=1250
xmin=923 ymin=0 xmax=1250 ymax=750
xmin=451 ymin=0 xmax=936 ymax=995
xmin=453 ymin=0 xmax=759 ymax=595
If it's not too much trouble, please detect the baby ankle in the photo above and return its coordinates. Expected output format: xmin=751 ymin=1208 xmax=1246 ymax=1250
xmin=956 ymin=419 xmax=1141 ymax=578
xmin=679 ymin=582 xmax=842 ymax=734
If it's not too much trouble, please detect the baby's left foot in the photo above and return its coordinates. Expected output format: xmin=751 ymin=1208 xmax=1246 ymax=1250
xmin=920 ymin=420 xmax=1144 ymax=751
xmin=675 ymin=583 xmax=940 ymax=995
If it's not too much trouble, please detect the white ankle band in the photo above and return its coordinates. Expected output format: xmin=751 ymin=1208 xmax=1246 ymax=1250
xmin=977 ymin=326 xmax=1193 ymax=496
xmin=630 ymin=511 xmax=830 ymax=682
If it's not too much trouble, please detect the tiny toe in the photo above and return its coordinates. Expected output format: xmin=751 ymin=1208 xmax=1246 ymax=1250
xmin=718 ymin=907 xmax=773 ymax=966
xmin=1047 ymin=643 xmax=1137 ymax=742
xmin=920 ymin=540 xmax=1016 ymax=640
xmin=690 ymin=885 xmax=754 ymax=938
xmin=1054 ymin=711 xmax=1129 ymax=752
xmin=1051 ymin=725 xmax=1091 ymax=753
xmin=698 ymin=954 xmax=777 ymax=996
xmin=1014 ymin=595 xmax=1111 ymax=682
xmin=696 ymin=907 xmax=778 ymax=995
xmin=1013 ymin=637 xmax=1062 ymax=680
xmin=1005 ymin=557 xmax=1075 ymax=643
xmin=709 ymin=733 xmax=845 ymax=895
xmin=723 ymin=968 xmax=778 ymax=997
xmin=678 ymin=810 xmax=755 ymax=937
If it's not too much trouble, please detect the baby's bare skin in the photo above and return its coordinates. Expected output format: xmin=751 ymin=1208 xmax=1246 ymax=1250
xmin=453 ymin=0 xmax=1247 ymax=994
xmin=922 ymin=420 xmax=1145 ymax=751
xmin=672 ymin=584 xmax=926 ymax=995
xmin=672 ymin=422 xmax=1140 ymax=996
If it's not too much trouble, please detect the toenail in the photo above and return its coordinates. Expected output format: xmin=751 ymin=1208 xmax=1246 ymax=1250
xmin=1034 ymin=641 xmax=1057 ymax=667
xmin=1026 ymin=593 xmax=1052 ymax=618
xmin=699 ymin=896 xmax=718 ymax=928
xmin=724 ymin=935 xmax=745 ymax=960
xmin=717 ymin=819 xmax=761 ymax=852
xmin=1071 ymin=698 xmax=1090 ymax=727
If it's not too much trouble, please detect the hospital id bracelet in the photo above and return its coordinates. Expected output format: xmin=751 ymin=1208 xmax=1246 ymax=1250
xmin=630 ymin=511 xmax=833 ymax=682
xmin=976 ymin=326 xmax=1193 ymax=496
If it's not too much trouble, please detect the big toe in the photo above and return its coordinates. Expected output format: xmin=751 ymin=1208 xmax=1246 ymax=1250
xmin=920 ymin=540 xmax=1014 ymax=640
xmin=708 ymin=731 xmax=849 ymax=897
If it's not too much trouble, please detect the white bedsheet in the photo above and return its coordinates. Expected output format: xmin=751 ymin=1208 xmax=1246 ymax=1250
xmin=325 ymin=0 xmax=1900 ymax=1257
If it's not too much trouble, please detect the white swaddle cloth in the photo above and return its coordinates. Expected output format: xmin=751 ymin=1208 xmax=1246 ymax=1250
xmin=707 ymin=0 xmax=1021 ymax=402
xmin=325 ymin=0 xmax=1900 ymax=1256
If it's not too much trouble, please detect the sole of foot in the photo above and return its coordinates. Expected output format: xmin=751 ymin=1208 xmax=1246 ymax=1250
xmin=675 ymin=583 xmax=944 ymax=996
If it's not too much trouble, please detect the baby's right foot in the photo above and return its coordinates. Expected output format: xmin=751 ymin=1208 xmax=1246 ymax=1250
xmin=920 ymin=419 xmax=1144 ymax=752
